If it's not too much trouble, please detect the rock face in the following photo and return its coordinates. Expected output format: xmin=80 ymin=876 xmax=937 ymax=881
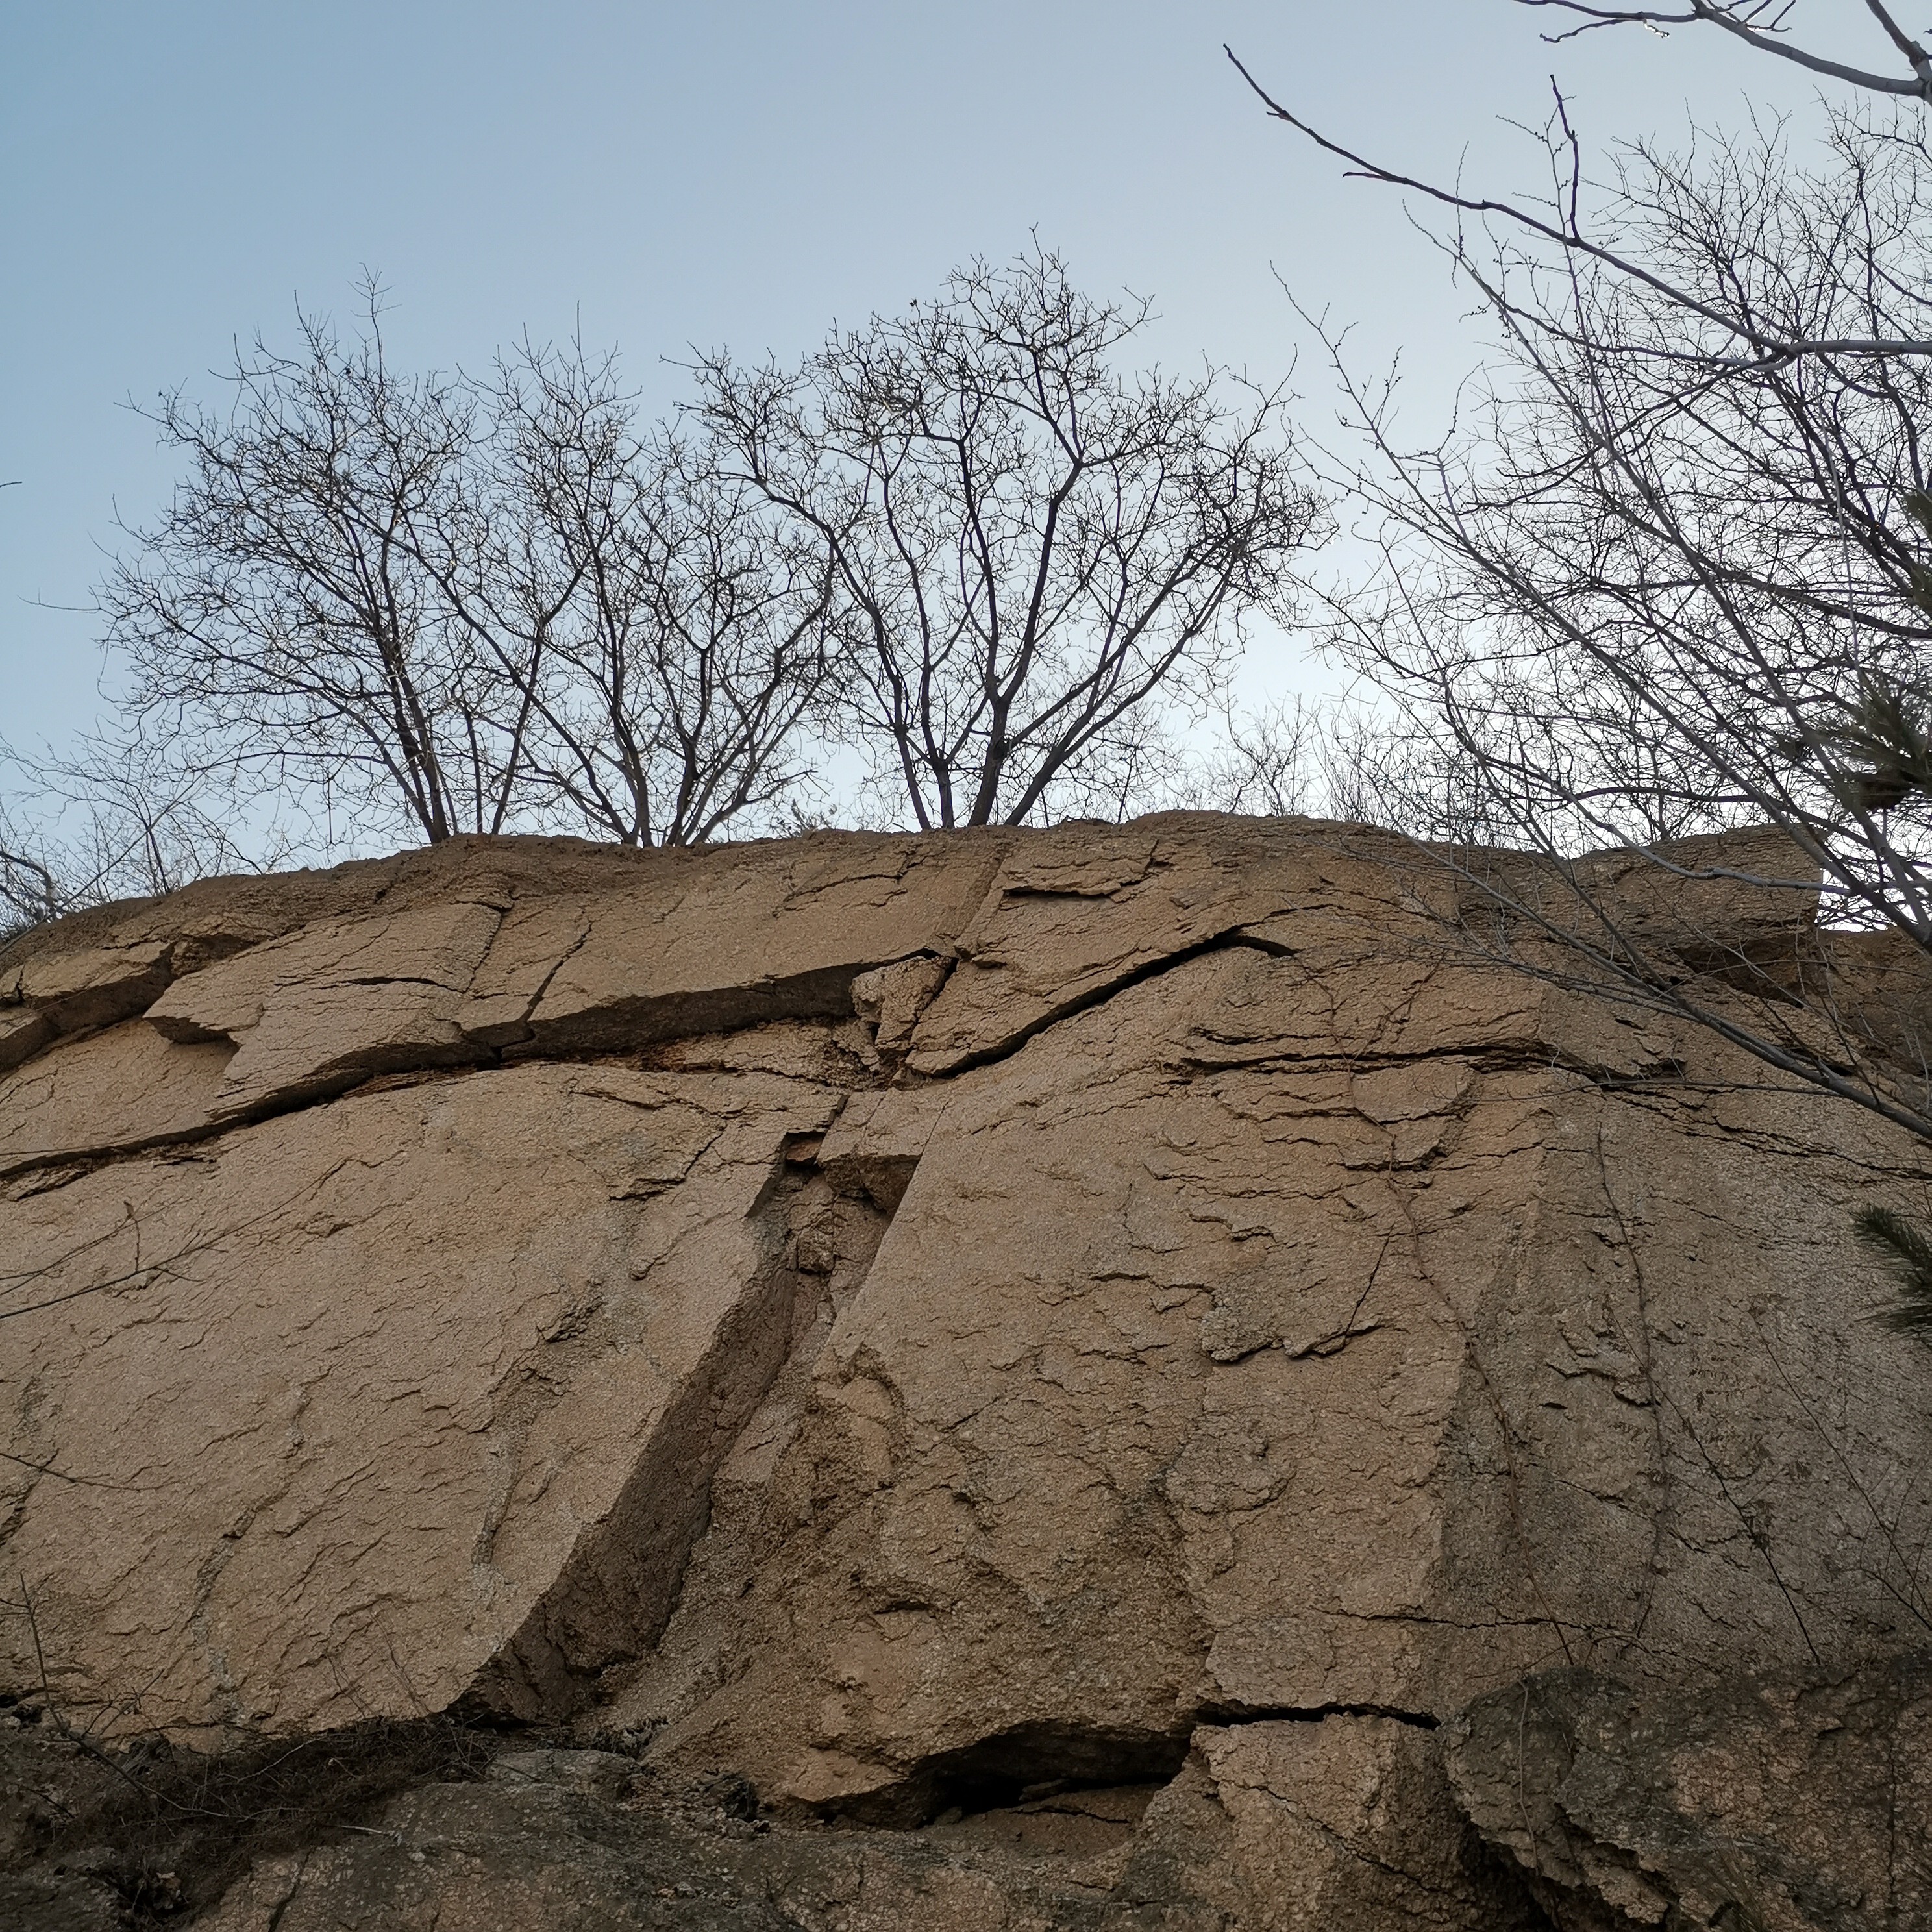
xmin=1 ymin=817 xmax=1927 ymax=1929
xmin=1447 ymin=1655 xmax=1932 ymax=1930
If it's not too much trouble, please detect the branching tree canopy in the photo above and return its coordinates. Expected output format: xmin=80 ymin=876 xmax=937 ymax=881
xmin=99 ymin=293 xmax=843 ymax=854
xmin=694 ymin=247 xmax=1326 ymax=829
xmin=102 ymin=301 xmax=510 ymax=846
xmin=1231 ymin=2 xmax=1932 ymax=1145
xmin=0 ymin=730 xmax=290 ymax=941
xmin=405 ymin=340 xmax=845 ymax=847
xmin=92 ymin=256 xmax=1302 ymax=854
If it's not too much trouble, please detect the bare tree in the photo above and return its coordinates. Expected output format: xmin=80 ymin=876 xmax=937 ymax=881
xmin=88 ymin=259 xmax=1318 ymax=860
xmin=0 ymin=730 xmax=294 ymax=939
xmin=1152 ymin=693 xmax=1394 ymax=821
xmin=0 ymin=810 xmax=62 ymax=939
xmin=1518 ymin=1 xmax=1932 ymax=105
xmin=101 ymin=289 xmax=529 ymax=847
xmin=419 ymin=341 xmax=844 ymax=847
xmin=96 ymin=296 xmax=843 ymax=856
xmin=1231 ymin=6 xmax=1932 ymax=1145
xmin=694 ymin=247 xmax=1326 ymax=830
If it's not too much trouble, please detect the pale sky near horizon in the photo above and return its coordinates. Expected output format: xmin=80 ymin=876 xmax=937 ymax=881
xmin=0 ymin=2 xmax=1868 ymax=760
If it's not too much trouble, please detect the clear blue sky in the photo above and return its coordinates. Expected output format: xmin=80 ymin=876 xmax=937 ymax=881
xmin=1 ymin=1 xmax=1844 ymax=755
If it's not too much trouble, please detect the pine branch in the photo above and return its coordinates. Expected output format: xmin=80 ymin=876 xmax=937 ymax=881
xmin=1853 ymin=1206 xmax=1932 ymax=1343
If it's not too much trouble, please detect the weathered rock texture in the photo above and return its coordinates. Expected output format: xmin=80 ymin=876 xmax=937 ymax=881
xmin=1448 ymin=1654 xmax=1932 ymax=1929
xmin=2 ymin=817 xmax=1927 ymax=1929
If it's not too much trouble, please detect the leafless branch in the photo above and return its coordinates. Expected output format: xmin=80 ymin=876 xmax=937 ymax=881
xmin=1224 ymin=46 xmax=1932 ymax=364
xmin=695 ymin=245 xmax=1324 ymax=828
xmin=1516 ymin=1 xmax=1932 ymax=97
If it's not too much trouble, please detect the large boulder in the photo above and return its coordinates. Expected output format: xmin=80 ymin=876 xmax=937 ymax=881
xmin=1 ymin=817 xmax=1925 ymax=1929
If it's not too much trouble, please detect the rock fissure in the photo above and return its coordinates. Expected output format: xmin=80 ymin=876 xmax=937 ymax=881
xmin=808 ymin=1718 xmax=1200 ymax=1829
xmin=1195 ymin=1700 xmax=1441 ymax=1731
xmin=466 ymin=1129 xmax=916 ymax=1728
xmin=908 ymin=924 xmax=1280 ymax=1078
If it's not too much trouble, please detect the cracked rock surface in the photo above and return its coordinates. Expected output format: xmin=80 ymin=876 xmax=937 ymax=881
xmin=1 ymin=816 xmax=1927 ymax=1929
xmin=1446 ymin=1654 xmax=1932 ymax=1930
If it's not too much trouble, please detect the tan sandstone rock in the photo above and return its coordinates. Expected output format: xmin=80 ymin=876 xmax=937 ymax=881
xmin=7 ymin=941 xmax=175 ymax=1035
xmin=617 ymin=924 xmax=1931 ymax=1822
xmin=0 ymin=1009 xmax=54 ymax=1076
xmin=1117 ymin=1715 xmax=1545 ymax=1931
xmin=0 ymin=1061 xmax=841 ymax=1732
xmin=0 ymin=816 xmax=1924 ymax=1932
xmin=514 ymin=833 xmax=1002 ymax=1054
xmin=0 ymin=1021 xmax=234 ymax=1180
xmin=145 ymin=900 xmax=504 ymax=1121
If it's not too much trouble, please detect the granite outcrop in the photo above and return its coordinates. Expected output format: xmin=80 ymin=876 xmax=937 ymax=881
xmin=1 ymin=817 xmax=1926 ymax=1929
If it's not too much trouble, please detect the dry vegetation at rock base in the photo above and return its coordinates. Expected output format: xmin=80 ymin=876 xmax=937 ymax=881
xmin=1 ymin=815 xmax=1929 ymax=1929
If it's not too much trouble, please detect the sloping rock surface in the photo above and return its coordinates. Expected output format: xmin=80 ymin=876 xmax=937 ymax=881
xmin=1448 ymin=1653 xmax=1932 ymax=1931
xmin=1 ymin=817 xmax=1927 ymax=1929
